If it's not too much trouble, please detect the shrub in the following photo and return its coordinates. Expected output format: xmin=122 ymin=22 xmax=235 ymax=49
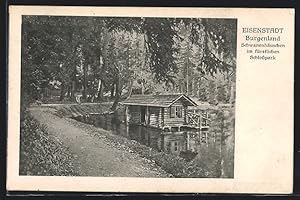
xmin=19 ymin=111 xmax=79 ymax=176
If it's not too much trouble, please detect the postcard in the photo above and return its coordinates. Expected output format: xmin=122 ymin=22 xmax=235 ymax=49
xmin=7 ymin=6 xmax=294 ymax=193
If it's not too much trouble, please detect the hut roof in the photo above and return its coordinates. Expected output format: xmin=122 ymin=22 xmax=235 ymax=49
xmin=121 ymin=94 xmax=197 ymax=107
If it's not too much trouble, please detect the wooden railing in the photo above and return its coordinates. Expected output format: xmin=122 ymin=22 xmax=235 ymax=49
xmin=186 ymin=112 xmax=210 ymax=128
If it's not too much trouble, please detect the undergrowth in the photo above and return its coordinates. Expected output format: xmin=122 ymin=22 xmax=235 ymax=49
xmin=19 ymin=111 xmax=79 ymax=176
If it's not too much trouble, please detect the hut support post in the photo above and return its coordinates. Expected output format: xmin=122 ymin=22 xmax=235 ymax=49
xmin=125 ymin=106 xmax=129 ymax=125
xmin=146 ymin=106 xmax=150 ymax=125
xmin=199 ymin=112 xmax=202 ymax=136
xmin=184 ymin=105 xmax=187 ymax=125
xmin=161 ymin=107 xmax=164 ymax=127
xmin=198 ymin=114 xmax=201 ymax=128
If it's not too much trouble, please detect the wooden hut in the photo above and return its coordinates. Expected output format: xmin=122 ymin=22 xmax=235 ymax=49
xmin=121 ymin=94 xmax=198 ymax=130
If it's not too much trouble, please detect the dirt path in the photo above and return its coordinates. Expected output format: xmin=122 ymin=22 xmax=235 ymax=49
xmin=29 ymin=106 xmax=170 ymax=177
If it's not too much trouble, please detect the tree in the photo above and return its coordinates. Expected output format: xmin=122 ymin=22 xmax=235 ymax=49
xmin=22 ymin=16 xmax=89 ymax=101
xmin=105 ymin=31 xmax=145 ymax=110
xmin=173 ymin=21 xmax=206 ymax=95
xmin=142 ymin=18 xmax=179 ymax=85
xmin=21 ymin=16 xmax=237 ymax=109
xmin=208 ymin=109 xmax=234 ymax=178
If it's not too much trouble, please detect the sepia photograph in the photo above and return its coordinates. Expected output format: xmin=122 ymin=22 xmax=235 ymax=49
xmin=7 ymin=7 xmax=294 ymax=193
xmin=19 ymin=15 xmax=236 ymax=178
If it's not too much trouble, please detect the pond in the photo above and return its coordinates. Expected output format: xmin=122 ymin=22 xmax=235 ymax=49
xmin=76 ymin=110 xmax=234 ymax=178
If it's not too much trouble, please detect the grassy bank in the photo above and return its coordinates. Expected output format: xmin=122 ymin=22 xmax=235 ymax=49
xmin=55 ymin=102 xmax=113 ymax=117
xmin=19 ymin=111 xmax=79 ymax=176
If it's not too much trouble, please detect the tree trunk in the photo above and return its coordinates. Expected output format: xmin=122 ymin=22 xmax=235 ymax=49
xmin=126 ymin=79 xmax=133 ymax=99
xmin=83 ymin=64 xmax=88 ymax=100
xmin=191 ymin=77 xmax=195 ymax=96
xmin=219 ymin=113 xmax=225 ymax=177
xmin=229 ymin=84 xmax=234 ymax=104
xmin=197 ymin=78 xmax=201 ymax=98
xmin=59 ymin=82 xmax=65 ymax=101
xmin=229 ymin=75 xmax=235 ymax=104
xmin=186 ymin=58 xmax=190 ymax=95
xmin=97 ymin=80 xmax=104 ymax=101
xmin=67 ymin=84 xmax=71 ymax=97
xmin=186 ymin=66 xmax=189 ymax=95
xmin=215 ymin=81 xmax=218 ymax=104
xmin=110 ymin=83 xmax=115 ymax=98
xmin=71 ymin=80 xmax=75 ymax=98
xmin=141 ymin=80 xmax=145 ymax=95
xmin=180 ymin=81 xmax=183 ymax=93
xmin=97 ymin=26 xmax=109 ymax=101
xmin=111 ymin=75 xmax=120 ymax=111
xmin=194 ymin=78 xmax=198 ymax=96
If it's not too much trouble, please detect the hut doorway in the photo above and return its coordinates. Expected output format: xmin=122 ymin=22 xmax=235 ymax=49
xmin=141 ymin=107 xmax=146 ymax=124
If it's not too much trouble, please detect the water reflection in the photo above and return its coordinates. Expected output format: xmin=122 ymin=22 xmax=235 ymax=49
xmin=78 ymin=112 xmax=234 ymax=178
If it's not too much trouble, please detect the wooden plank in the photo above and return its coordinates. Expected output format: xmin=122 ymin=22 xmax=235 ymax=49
xmin=164 ymin=118 xmax=184 ymax=126
xmin=161 ymin=107 xmax=164 ymax=127
xmin=170 ymin=101 xmax=183 ymax=106
xmin=184 ymin=105 xmax=187 ymax=124
xmin=128 ymin=108 xmax=141 ymax=124
xmin=122 ymin=102 xmax=170 ymax=107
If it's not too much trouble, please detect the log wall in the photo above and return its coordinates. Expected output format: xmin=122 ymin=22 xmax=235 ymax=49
xmin=164 ymin=106 xmax=185 ymax=126
xmin=127 ymin=103 xmax=190 ymax=128
xmin=128 ymin=105 xmax=141 ymax=124
xmin=149 ymin=107 xmax=160 ymax=127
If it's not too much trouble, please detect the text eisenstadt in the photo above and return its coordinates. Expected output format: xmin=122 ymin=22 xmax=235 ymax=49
xmin=242 ymin=27 xmax=284 ymax=42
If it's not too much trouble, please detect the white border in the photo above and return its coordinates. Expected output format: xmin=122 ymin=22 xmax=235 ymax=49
xmin=7 ymin=6 xmax=294 ymax=193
